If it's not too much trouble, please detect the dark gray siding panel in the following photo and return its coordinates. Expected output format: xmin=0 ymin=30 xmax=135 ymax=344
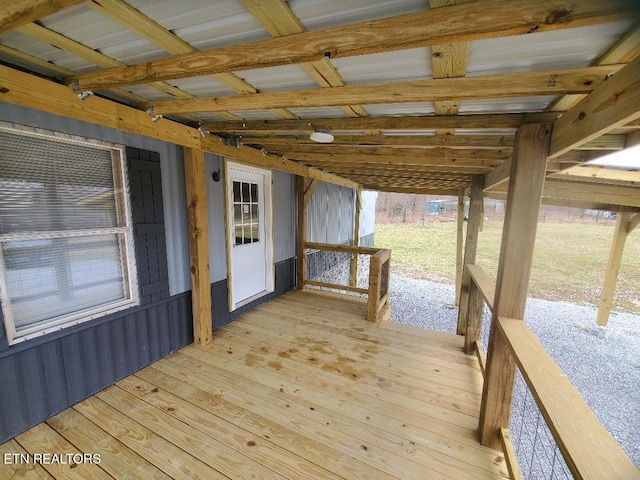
xmin=0 ymin=293 xmax=193 ymax=444
xmin=211 ymin=257 xmax=295 ymax=329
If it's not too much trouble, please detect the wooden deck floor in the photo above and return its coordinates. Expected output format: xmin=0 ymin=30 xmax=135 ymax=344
xmin=1 ymin=289 xmax=509 ymax=479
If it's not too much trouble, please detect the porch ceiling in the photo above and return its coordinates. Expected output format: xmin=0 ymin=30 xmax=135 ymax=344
xmin=1 ymin=0 xmax=639 ymax=209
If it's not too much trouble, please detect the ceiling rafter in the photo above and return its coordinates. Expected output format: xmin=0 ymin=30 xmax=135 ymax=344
xmin=549 ymin=22 xmax=640 ymax=112
xmin=550 ymin=55 xmax=640 ymax=158
xmin=204 ymin=113 xmax=559 ymax=133
xmin=0 ymin=0 xmax=83 ymax=35
xmin=239 ymin=0 xmax=368 ymax=119
xmin=84 ymin=0 xmax=295 ymax=121
xmin=147 ymin=65 xmax=621 ymax=115
xmin=63 ymin=0 xmax=637 ymax=91
xmin=429 ymin=0 xmax=473 ymax=134
xmin=15 ymin=21 xmax=199 ymax=113
xmin=239 ymin=134 xmax=514 ymax=149
xmin=263 ymin=145 xmax=510 ymax=159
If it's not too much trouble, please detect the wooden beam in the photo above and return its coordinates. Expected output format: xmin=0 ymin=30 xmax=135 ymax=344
xmin=549 ymin=22 xmax=640 ymax=112
xmin=456 ymin=175 xmax=484 ymax=335
xmin=552 ymin=165 xmax=640 ymax=186
xmin=205 ymin=113 xmax=558 ymax=133
xmin=85 ymin=0 xmax=299 ymax=120
xmin=550 ymin=55 xmax=640 ymax=158
xmin=375 ymin=186 xmax=460 ymax=195
xmin=455 ymin=188 xmax=465 ymax=306
xmin=489 ymin=175 xmax=640 ymax=208
xmin=485 ymin=190 xmax=640 ymax=213
xmin=483 ymin=156 xmax=512 ymax=190
xmin=273 ymin=145 xmax=511 ymax=160
xmin=240 ymin=0 xmax=367 ymax=118
xmin=0 ymin=64 xmax=357 ymax=190
xmin=289 ymin=154 xmax=506 ymax=168
xmin=497 ymin=316 xmax=640 ymax=480
xmin=183 ymin=147 xmax=212 ymax=347
xmin=429 ymin=0 xmax=473 ymax=125
xmin=16 ymin=22 xmax=195 ymax=102
xmin=200 ymin=137 xmax=360 ymax=190
xmin=65 ymin=0 xmax=637 ymax=90
xmin=479 ymin=122 xmax=552 ymax=450
xmin=0 ymin=0 xmax=83 ymax=34
xmin=147 ymin=66 xmax=618 ymax=115
xmin=541 ymin=178 xmax=640 ymax=208
xmin=596 ymin=212 xmax=633 ymax=326
xmin=500 ymin=428 xmax=524 ymax=480
xmin=240 ymin=134 xmax=514 ymax=149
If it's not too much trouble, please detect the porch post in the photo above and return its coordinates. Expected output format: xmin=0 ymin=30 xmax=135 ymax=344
xmin=350 ymin=189 xmax=362 ymax=287
xmin=596 ymin=212 xmax=638 ymax=326
xmin=455 ymin=188 xmax=465 ymax=305
xmin=456 ymin=175 xmax=484 ymax=335
xmin=478 ymin=123 xmax=552 ymax=449
xmin=183 ymin=147 xmax=212 ymax=346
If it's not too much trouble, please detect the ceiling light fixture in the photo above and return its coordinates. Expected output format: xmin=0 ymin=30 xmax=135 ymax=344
xmin=310 ymin=129 xmax=334 ymax=143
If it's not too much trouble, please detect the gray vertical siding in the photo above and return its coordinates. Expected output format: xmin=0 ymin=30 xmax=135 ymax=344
xmin=273 ymin=170 xmax=296 ymax=262
xmin=205 ymin=154 xmax=228 ymax=282
xmin=308 ymin=181 xmax=357 ymax=245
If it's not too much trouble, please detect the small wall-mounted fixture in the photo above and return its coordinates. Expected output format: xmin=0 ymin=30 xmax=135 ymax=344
xmin=310 ymin=129 xmax=334 ymax=143
xmin=76 ymin=90 xmax=94 ymax=101
xmin=212 ymin=170 xmax=221 ymax=182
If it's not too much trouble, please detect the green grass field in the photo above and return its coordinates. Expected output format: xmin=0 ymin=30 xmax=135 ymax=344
xmin=375 ymin=220 xmax=640 ymax=315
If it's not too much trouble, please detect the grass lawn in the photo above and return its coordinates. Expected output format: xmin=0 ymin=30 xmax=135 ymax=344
xmin=375 ymin=220 xmax=640 ymax=315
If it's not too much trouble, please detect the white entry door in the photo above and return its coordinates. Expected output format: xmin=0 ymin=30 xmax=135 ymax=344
xmin=225 ymin=162 xmax=274 ymax=310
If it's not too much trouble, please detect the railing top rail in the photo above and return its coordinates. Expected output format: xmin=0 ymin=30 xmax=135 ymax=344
xmin=304 ymin=241 xmax=380 ymax=256
xmin=371 ymin=248 xmax=391 ymax=262
xmin=497 ymin=316 xmax=640 ymax=480
xmin=466 ymin=264 xmax=495 ymax=312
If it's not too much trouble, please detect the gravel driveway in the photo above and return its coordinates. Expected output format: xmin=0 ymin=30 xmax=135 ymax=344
xmin=388 ymin=273 xmax=640 ymax=474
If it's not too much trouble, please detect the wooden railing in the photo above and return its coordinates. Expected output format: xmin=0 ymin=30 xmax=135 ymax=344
xmin=303 ymin=242 xmax=391 ymax=323
xmin=460 ymin=263 xmax=640 ymax=480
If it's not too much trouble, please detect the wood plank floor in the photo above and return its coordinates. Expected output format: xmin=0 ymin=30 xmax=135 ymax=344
xmin=1 ymin=290 xmax=509 ymax=479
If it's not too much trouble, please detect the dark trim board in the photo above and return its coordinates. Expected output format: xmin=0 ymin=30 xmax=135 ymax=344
xmin=211 ymin=257 xmax=297 ymax=329
xmin=0 ymin=292 xmax=193 ymax=444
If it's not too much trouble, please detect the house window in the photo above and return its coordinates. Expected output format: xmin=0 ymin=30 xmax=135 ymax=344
xmin=0 ymin=124 xmax=138 ymax=344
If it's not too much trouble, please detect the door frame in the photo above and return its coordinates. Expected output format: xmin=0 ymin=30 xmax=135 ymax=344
xmin=224 ymin=160 xmax=274 ymax=311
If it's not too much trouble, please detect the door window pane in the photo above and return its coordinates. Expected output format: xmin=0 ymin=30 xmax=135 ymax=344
xmin=232 ymin=180 xmax=260 ymax=246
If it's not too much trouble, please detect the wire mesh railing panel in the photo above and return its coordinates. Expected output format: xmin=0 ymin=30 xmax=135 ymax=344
xmin=306 ymin=249 xmax=370 ymax=295
xmin=510 ymin=370 xmax=573 ymax=480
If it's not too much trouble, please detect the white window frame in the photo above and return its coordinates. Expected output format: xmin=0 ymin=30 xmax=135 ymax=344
xmin=0 ymin=122 xmax=139 ymax=345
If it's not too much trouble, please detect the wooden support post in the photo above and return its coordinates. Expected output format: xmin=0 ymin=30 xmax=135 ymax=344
xmin=183 ymin=147 xmax=212 ymax=347
xmin=350 ymin=189 xmax=362 ymax=288
xmin=296 ymin=176 xmax=308 ymax=289
xmin=478 ymin=123 xmax=551 ymax=450
xmin=596 ymin=212 xmax=633 ymax=326
xmin=455 ymin=188 xmax=465 ymax=305
xmin=456 ymin=175 xmax=484 ymax=335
